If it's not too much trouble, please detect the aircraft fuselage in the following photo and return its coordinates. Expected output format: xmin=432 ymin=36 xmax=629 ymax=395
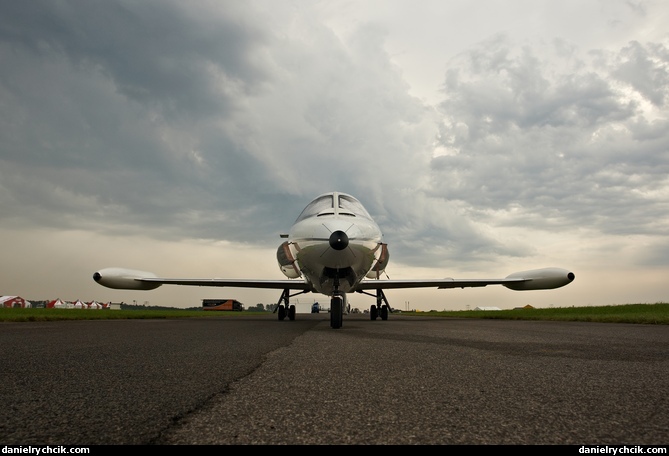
xmin=283 ymin=193 xmax=384 ymax=295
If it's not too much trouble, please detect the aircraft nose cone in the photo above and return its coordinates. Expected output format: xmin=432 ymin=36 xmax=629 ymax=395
xmin=329 ymin=230 xmax=349 ymax=250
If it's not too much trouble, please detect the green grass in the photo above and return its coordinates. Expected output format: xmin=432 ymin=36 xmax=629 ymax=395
xmin=0 ymin=308 xmax=247 ymax=322
xmin=2 ymin=303 xmax=669 ymax=324
xmin=404 ymin=303 xmax=669 ymax=325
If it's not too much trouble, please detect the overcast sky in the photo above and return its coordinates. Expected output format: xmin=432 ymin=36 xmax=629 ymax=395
xmin=1 ymin=0 xmax=668 ymax=312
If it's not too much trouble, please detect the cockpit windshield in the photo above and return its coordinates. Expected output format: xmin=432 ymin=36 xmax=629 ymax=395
xmin=295 ymin=193 xmax=372 ymax=222
xmin=338 ymin=194 xmax=372 ymax=220
xmin=295 ymin=194 xmax=333 ymax=222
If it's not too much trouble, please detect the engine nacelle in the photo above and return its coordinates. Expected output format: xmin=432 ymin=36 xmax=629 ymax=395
xmin=503 ymin=267 xmax=575 ymax=291
xmin=366 ymin=243 xmax=390 ymax=279
xmin=93 ymin=267 xmax=162 ymax=290
xmin=276 ymin=241 xmax=301 ymax=279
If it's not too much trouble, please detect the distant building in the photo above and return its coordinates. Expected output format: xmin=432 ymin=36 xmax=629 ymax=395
xmin=473 ymin=306 xmax=502 ymax=311
xmin=1 ymin=296 xmax=31 ymax=308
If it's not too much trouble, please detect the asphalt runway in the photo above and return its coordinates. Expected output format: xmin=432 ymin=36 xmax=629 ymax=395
xmin=1 ymin=313 xmax=668 ymax=445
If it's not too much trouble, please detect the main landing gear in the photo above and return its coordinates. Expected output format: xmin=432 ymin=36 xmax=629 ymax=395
xmin=274 ymin=288 xmax=309 ymax=321
xmin=368 ymin=288 xmax=391 ymax=321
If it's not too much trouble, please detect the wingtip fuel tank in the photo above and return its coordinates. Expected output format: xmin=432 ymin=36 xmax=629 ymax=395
xmin=93 ymin=267 xmax=162 ymax=290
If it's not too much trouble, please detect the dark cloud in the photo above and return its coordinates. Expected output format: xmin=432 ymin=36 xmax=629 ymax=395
xmin=0 ymin=1 xmax=434 ymax=251
xmin=0 ymin=1 xmax=270 ymax=116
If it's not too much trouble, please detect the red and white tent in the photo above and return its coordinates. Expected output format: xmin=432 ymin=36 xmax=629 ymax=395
xmin=47 ymin=299 xmax=67 ymax=308
xmin=1 ymin=296 xmax=31 ymax=308
xmin=86 ymin=301 xmax=103 ymax=309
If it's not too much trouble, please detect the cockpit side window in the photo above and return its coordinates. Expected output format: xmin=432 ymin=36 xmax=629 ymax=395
xmin=295 ymin=195 xmax=334 ymax=222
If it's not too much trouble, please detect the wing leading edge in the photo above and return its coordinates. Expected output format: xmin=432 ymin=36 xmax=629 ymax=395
xmin=354 ymin=278 xmax=515 ymax=290
xmin=139 ymin=277 xmax=313 ymax=291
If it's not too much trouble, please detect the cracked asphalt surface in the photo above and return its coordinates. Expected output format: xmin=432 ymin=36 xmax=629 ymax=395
xmin=2 ymin=313 xmax=668 ymax=445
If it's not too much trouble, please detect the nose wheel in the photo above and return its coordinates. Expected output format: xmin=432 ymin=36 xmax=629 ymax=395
xmin=330 ymin=295 xmax=344 ymax=329
xmin=329 ymin=275 xmax=345 ymax=329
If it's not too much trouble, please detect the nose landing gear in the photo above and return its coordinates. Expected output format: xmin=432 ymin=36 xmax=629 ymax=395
xmin=329 ymin=275 xmax=345 ymax=329
xmin=330 ymin=294 xmax=344 ymax=329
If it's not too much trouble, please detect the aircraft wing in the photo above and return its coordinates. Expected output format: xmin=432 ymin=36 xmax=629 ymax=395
xmin=354 ymin=268 xmax=575 ymax=292
xmin=354 ymin=278 xmax=514 ymax=290
xmin=92 ymin=268 xmax=313 ymax=291
xmin=139 ymin=277 xmax=313 ymax=290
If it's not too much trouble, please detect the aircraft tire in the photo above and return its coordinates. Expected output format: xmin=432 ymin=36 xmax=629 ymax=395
xmin=278 ymin=304 xmax=286 ymax=321
xmin=381 ymin=305 xmax=388 ymax=320
xmin=331 ymin=297 xmax=343 ymax=329
xmin=288 ymin=304 xmax=296 ymax=321
xmin=370 ymin=305 xmax=378 ymax=320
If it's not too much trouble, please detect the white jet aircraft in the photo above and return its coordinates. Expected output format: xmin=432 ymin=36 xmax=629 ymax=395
xmin=93 ymin=191 xmax=575 ymax=328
